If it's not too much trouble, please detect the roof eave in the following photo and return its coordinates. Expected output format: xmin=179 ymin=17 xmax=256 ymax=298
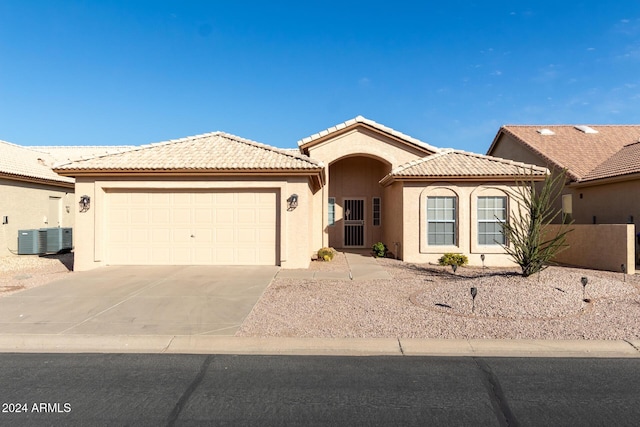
xmin=380 ymin=174 xmax=547 ymax=186
xmin=53 ymin=168 xmax=325 ymax=178
xmin=0 ymin=172 xmax=75 ymax=188
xmin=571 ymin=172 xmax=640 ymax=188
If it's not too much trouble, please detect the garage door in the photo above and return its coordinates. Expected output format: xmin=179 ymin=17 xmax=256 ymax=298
xmin=105 ymin=190 xmax=277 ymax=265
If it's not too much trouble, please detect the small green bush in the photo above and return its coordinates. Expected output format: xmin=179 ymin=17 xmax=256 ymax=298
xmin=372 ymin=242 xmax=387 ymax=258
xmin=438 ymin=253 xmax=468 ymax=267
xmin=317 ymin=247 xmax=335 ymax=261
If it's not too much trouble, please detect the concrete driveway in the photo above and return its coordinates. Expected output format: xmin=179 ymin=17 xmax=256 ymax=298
xmin=0 ymin=265 xmax=278 ymax=336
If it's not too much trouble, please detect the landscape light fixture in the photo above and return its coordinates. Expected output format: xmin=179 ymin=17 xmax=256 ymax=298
xmin=451 ymin=264 xmax=458 ymax=274
xmin=480 ymin=254 xmax=486 ymax=271
xmin=287 ymin=194 xmax=299 ymax=211
xmin=581 ymin=277 xmax=588 ymax=301
xmin=621 ymin=264 xmax=626 ymax=282
xmin=470 ymin=287 xmax=478 ymax=313
xmin=79 ymin=195 xmax=91 ymax=212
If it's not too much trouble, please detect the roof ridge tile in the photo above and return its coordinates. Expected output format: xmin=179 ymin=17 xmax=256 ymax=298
xmin=54 ymin=130 xmax=323 ymax=172
xmin=297 ymin=115 xmax=440 ymax=153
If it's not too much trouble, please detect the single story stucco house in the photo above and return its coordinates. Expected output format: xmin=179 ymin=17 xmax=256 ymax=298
xmin=54 ymin=117 xmax=547 ymax=271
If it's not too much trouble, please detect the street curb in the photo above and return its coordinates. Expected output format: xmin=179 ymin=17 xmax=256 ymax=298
xmin=0 ymin=335 xmax=638 ymax=357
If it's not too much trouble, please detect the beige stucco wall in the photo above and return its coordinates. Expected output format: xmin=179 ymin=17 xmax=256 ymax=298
xmin=73 ymin=176 xmax=315 ymax=271
xmin=566 ymin=179 xmax=640 ymax=226
xmin=547 ymin=224 xmax=635 ymax=274
xmin=305 ymin=128 xmax=429 ymax=169
xmin=489 ymin=134 xmax=553 ymax=170
xmin=382 ymin=181 xmax=403 ymax=258
xmin=399 ymin=181 xmax=521 ymax=267
xmin=0 ymin=178 xmax=74 ymax=257
xmin=310 ymin=181 xmax=324 ymax=253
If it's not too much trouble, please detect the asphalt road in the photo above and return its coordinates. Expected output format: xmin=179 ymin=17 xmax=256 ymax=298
xmin=1 ymin=354 xmax=639 ymax=426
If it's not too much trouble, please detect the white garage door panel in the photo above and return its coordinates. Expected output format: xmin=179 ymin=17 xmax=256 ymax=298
xmin=106 ymin=190 xmax=277 ymax=265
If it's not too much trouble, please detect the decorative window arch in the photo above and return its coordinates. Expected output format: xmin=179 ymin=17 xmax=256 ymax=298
xmin=420 ymin=186 xmax=460 ymax=253
xmin=470 ymin=187 xmax=510 ymax=254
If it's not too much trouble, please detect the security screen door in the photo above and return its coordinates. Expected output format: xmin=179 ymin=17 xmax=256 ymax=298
xmin=343 ymin=198 xmax=365 ymax=247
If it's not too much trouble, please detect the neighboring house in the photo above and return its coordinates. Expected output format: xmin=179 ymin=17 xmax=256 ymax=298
xmin=54 ymin=116 xmax=547 ymax=271
xmin=0 ymin=140 xmax=74 ymax=256
xmin=0 ymin=141 xmax=134 ymax=257
xmin=28 ymin=146 xmax=135 ymax=164
xmin=487 ymin=125 xmax=640 ymax=228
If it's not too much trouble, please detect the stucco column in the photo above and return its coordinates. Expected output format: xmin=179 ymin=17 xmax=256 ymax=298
xmin=322 ymin=167 xmax=330 ymax=247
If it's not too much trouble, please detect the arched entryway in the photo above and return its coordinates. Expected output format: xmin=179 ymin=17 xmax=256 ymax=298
xmin=328 ymin=155 xmax=391 ymax=248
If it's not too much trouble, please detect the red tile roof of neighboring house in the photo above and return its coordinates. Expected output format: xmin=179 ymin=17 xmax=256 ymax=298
xmin=490 ymin=125 xmax=640 ymax=182
xmin=581 ymin=141 xmax=640 ymax=182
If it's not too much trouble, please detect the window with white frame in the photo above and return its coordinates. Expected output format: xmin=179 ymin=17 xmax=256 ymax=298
xmin=372 ymin=197 xmax=381 ymax=226
xmin=427 ymin=196 xmax=457 ymax=245
xmin=328 ymin=197 xmax=335 ymax=226
xmin=477 ymin=196 xmax=507 ymax=245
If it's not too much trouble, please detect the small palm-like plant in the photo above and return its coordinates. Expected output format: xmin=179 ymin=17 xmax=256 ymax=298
xmin=501 ymin=170 xmax=573 ymax=277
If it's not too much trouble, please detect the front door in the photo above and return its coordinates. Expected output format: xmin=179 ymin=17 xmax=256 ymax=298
xmin=343 ymin=198 xmax=365 ymax=247
xmin=48 ymin=196 xmax=61 ymax=227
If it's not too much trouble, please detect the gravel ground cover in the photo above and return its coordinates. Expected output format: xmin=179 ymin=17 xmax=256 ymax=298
xmin=237 ymin=254 xmax=640 ymax=340
xmin=0 ymin=253 xmax=73 ymax=297
xmin=3 ymin=251 xmax=639 ymax=340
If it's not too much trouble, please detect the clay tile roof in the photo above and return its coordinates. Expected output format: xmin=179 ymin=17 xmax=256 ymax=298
xmin=581 ymin=141 xmax=640 ymax=182
xmin=497 ymin=125 xmax=640 ymax=181
xmin=297 ymin=115 xmax=439 ymax=153
xmin=0 ymin=139 xmax=74 ymax=185
xmin=29 ymin=146 xmax=136 ymax=164
xmin=382 ymin=150 xmax=547 ymax=184
xmin=54 ymin=132 xmax=323 ymax=174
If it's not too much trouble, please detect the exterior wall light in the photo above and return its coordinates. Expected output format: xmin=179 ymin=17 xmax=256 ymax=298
xmin=79 ymin=195 xmax=91 ymax=212
xmin=287 ymin=194 xmax=299 ymax=211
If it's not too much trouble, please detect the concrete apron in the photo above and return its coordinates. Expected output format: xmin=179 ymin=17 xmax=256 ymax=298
xmin=0 ymin=265 xmax=278 ymax=336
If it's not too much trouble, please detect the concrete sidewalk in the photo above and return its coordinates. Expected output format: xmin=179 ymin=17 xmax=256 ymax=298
xmin=276 ymin=251 xmax=391 ymax=280
xmin=0 ymin=335 xmax=638 ymax=357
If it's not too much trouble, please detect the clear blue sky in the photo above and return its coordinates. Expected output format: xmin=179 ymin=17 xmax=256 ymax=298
xmin=1 ymin=1 xmax=639 ymax=153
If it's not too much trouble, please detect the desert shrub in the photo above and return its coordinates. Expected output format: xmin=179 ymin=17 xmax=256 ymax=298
xmin=438 ymin=253 xmax=468 ymax=267
xmin=501 ymin=170 xmax=573 ymax=277
xmin=317 ymin=247 xmax=335 ymax=261
xmin=372 ymin=242 xmax=387 ymax=258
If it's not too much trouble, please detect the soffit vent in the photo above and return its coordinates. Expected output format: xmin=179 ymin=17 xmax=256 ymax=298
xmin=574 ymin=125 xmax=598 ymax=134
xmin=537 ymin=128 xmax=555 ymax=136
